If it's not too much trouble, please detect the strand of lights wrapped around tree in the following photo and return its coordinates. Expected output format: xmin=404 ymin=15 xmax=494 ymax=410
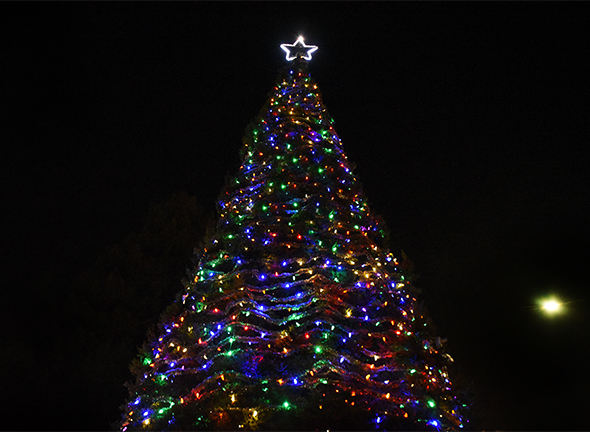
xmin=119 ymin=37 xmax=469 ymax=431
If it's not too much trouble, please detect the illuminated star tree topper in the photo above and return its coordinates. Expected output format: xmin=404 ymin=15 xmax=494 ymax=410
xmin=280 ymin=36 xmax=318 ymax=61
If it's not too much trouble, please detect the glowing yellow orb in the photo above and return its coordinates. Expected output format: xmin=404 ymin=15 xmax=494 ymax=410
xmin=539 ymin=297 xmax=564 ymax=315
xmin=542 ymin=300 xmax=561 ymax=312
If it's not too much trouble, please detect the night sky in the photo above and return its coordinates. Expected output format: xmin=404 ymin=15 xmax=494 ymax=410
xmin=2 ymin=4 xmax=589 ymax=431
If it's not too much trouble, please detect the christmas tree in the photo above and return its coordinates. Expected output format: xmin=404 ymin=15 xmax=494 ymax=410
xmin=119 ymin=37 xmax=469 ymax=431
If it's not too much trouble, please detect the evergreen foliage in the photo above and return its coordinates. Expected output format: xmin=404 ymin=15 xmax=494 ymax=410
xmin=120 ymin=57 xmax=468 ymax=431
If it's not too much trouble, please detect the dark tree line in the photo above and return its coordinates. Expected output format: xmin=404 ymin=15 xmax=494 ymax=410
xmin=3 ymin=192 xmax=212 ymax=430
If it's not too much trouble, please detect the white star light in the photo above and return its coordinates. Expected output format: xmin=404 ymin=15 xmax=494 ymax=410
xmin=280 ymin=36 xmax=318 ymax=61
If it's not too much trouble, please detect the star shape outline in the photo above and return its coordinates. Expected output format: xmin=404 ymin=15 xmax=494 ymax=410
xmin=280 ymin=36 xmax=318 ymax=61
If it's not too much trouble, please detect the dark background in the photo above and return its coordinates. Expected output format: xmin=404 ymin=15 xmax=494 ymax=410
xmin=2 ymin=3 xmax=589 ymax=430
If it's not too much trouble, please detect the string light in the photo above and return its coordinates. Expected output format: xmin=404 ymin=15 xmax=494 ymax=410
xmin=119 ymin=39 xmax=468 ymax=431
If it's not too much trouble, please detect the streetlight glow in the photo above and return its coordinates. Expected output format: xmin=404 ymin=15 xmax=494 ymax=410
xmin=541 ymin=300 xmax=561 ymax=313
xmin=538 ymin=296 xmax=564 ymax=316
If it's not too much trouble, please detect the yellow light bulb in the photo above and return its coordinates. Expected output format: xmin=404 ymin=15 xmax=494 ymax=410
xmin=543 ymin=300 xmax=560 ymax=312
xmin=538 ymin=295 xmax=565 ymax=316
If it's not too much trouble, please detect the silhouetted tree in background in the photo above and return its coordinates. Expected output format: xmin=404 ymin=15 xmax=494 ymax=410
xmin=1 ymin=192 xmax=212 ymax=430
